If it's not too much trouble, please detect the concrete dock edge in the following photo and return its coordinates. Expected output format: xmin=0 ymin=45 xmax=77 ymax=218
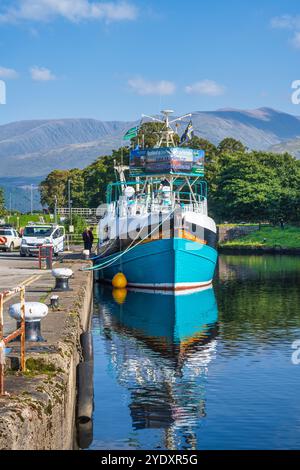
xmin=0 ymin=262 xmax=93 ymax=450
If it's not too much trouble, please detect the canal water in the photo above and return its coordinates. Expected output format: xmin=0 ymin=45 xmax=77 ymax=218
xmin=87 ymin=255 xmax=300 ymax=450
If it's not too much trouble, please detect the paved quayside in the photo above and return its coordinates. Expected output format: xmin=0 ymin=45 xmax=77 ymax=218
xmin=0 ymin=250 xmax=93 ymax=450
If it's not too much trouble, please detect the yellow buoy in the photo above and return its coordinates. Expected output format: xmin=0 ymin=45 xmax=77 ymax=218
xmin=112 ymin=288 xmax=127 ymax=304
xmin=112 ymin=272 xmax=128 ymax=289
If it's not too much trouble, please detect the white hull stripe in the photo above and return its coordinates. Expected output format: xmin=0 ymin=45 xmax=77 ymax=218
xmin=127 ymin=284 xmax=213 ymax=296
xmin=103 ymin=279 xmax=213 ymax=291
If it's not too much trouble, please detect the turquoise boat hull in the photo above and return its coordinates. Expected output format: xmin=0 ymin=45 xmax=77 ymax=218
xmin=96 ymin=238 xmax=218 ymax=290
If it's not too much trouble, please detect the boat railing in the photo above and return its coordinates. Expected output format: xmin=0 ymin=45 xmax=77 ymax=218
xmin=106 ymin=197 xmax=207 ymax=218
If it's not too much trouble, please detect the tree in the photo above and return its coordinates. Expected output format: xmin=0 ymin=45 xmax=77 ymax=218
xmin=39 ymin=134 xmax=300 ymax=225
xmin=217 ymin=137 xmax=247 ymax=155
xmin=210 ymin=151 xmax=300 ymax=223
xmin=253 ymin=151 xmax=300 ymax=223
xmin=182 ymin=135 xmax=217 ymax=162
xmin=83 ymin=147 xmax=129 ymax=206
xmin=39 ymin=170 xmax=69 ymax=210
xmin=68 ymin=168 xmax=85 ymax=207
xmin=132 ymin=121 xmax=180 ymax=148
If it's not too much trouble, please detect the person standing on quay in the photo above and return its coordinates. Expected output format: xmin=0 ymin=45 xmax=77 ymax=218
xmin=82 ymin=227 xmax=94 ymax=252
xmin=88 ymin=226 xmax=94 ymax=250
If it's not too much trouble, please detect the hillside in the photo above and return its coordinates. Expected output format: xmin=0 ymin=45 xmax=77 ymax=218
xmin=191 ymin=107 xmax=300 ymax=150
xmin=0 ymin=118 xmax=134 ymax=177
xmin=1 ymin=108 xmax=300 ymax=178
xmin=270 ymin=138 xmax=300 ymax=159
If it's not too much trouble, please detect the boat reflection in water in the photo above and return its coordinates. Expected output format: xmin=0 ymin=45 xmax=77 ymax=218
xmin=93 ymin=284 xmax=218 ymax=450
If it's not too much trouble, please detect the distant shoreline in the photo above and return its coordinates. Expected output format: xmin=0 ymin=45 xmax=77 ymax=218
xmin=218 ymin=225 xmax=300 ymax=255
xmin=219 ymin=246 xmax=300 ymax=255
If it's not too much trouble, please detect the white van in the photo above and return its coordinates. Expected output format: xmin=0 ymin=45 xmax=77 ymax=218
xmin=20 ymin=224 xmax=65 ymax=257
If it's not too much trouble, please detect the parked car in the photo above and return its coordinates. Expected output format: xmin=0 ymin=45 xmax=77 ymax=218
xmin=0 ymin=226 xmax=22 ymax=252
xmin=20 ymin=224 xmax=65 ymax=257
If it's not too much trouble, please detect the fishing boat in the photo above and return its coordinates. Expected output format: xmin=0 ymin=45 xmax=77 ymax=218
xmin=95 ymin=110 xmax=218 ymax=290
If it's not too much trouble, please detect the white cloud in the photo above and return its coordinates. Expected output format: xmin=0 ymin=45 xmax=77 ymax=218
xmin=0 ymin=66 xmax=19 ymax=79
xmin=291 ymin=32 xmax=300 ymax=49
xmin=0 ymin=0 xmax=138 ymax=24
xmin=270 ymin=15 xmax=300 ymax=30
xmin=270 ymin=15 xmax=300 ymax=50
xmin=30 ymin=66 xmax=56 ymax=81
xmin=185 ymin=80 xmax=225 ymax=96
xmin=128 ymin=77 xmax=176 ymax=96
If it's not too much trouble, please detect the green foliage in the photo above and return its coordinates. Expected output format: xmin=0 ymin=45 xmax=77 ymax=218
xmin=182 ymin=136 xmax=217 ymax=162
xmin=208 ymin=151 xmax=300 ymax=223
xmin=132 ymin=121 xmax=180 ymax=148
xmin=68 ymin=168 xmax=86 ymax=207
xmin=39 ymin=170 xmax=69 ymax=210
xmin=39 ymin=148 xmax=129 ymax=210
xmin=39 ymin=132 xmax=300 ymax=226
xmin=4 ymin=213 xmax=52 ymax=229
xmin=39 ymin=168 xmax=86 ymax=210
xmin=217 ymin=137 xmax=247 ymax=155
xmin=64 ymin=213 xmax=86 ymax=234
xmin=83 ymin=147 xmax=129 ymax=206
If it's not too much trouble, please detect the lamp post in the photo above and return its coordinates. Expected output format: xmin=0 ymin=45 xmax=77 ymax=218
xmin=68 ymin=179 xmax=72 ymax=225
xmin=30 ymin=184 xmax=33 ymax=215
xmin=54 ymin=195 xmax=58 ymax=224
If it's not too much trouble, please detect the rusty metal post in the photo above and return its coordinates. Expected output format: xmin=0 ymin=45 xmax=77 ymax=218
xmin=38 ymin=246 xmax=42 ymax=269
xmin=0 ymin=293 xmax=3 ymax=341
xmin=20 ymin=287 xmax=26 ymax=371
xmin=46 ymin=245 xmax=53 ymax=270
xmin=0 ymin=286 xmax=27 ymax=395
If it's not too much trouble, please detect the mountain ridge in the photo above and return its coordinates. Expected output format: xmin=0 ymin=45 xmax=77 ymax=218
xmin=1 ymin=107 xmax=300 ymax=178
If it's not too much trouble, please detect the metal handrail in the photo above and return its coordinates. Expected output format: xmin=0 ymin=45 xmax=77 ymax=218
xmin=57 ymin=208 xmax=98 ymax=216
xmin=105 ymin=197 xmax=207 ymax=218
xmin=0 ymin=286 xmax=26 ymax=396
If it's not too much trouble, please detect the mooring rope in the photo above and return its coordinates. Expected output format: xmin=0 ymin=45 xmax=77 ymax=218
xmin=84 ymin=212 xmax=151 ymax=270
xmin=82 ymin=208 xmax=175 ymax=272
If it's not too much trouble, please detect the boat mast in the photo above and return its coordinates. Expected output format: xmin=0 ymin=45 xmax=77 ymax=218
xmin=114 ymin=159 xmax=129 ymax=188
xmin=142 ymin=110 xmax=192 ymax=148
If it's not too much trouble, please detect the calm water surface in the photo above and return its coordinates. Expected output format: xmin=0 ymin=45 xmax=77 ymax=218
xmin=88 ymin=255 xmax=300 ymax=450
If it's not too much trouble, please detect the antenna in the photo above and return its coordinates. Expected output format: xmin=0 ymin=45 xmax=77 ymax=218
xmin=141 ymin=114 xmax=164 ymax=123
xmin=169 ymin=113 xmax=192 ymax=124
xmin=140 ymin=110 xmax=193 ymax=147
xmin=114 ymin=157 xmax=129 ymax=188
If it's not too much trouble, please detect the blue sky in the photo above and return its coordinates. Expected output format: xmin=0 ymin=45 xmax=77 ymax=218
xmin=1 ymin=0 xmax=300 ymax=123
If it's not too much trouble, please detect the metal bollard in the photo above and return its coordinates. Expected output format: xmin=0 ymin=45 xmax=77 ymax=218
xmin=52 ymin=268 xmax=73 ymax=291
xmin=50 ymin=295 xmax=59 ymax=310
xmin=9 ymin=302 xmax=48 ymax=342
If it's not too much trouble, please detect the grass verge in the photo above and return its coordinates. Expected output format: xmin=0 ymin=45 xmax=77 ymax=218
xmin=219 ymin=226 xmax=300 ymax=249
